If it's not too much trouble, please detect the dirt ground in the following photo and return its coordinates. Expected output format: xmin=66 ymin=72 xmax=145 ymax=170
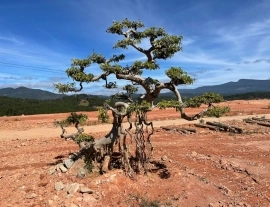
xmin=0 ymin=100 xmax=270 ymax=207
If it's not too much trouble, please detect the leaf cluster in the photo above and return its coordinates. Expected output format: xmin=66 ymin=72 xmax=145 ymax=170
xmin=128 ymin=100 xmax=152 ymax=113
xmin=75 ymin=133 xmax=95 ymax=144
xmin=185 ymin=93 xmax=224 ymax=108
xmin=106 ymin=18 xmax=145 ymax=35
xmin=166 ymin=67 xmax=194 ymax=85
xmin=156 ymin=99 xmax=182 ymax=110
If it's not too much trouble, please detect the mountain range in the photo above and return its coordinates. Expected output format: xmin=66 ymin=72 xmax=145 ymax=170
xmin=0 ymin=79 xmax=269 ymax=100
xmin=0 ymin=87 xmax=65 ymax=100
xmin=178 ymin=79 xmax=270 ymax=95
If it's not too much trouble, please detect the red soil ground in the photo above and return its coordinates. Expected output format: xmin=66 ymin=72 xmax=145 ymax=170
xmin=0 ymin=100 xmax=270 ymax=207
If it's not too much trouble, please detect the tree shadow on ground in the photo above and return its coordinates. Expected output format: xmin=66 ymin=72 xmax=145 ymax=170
xmin=149 ymin=160 xmax=171 ymax=179
xmin=48 ymin=155 xmax=66 ymax=166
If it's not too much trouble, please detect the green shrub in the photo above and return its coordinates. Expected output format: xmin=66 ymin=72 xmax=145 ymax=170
xmin=205 ymin=106 xmax=230 ymax=118
xmin=75 ymin=133 xmax=95 ymax=144
xmin=98 ymin=107 xmax=110 ymax=123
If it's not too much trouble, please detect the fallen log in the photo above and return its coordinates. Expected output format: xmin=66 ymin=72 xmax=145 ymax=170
xmin=160 ymin=126 xmax=197 ymax=134
xmin=206 ymin=121 xmax=243 ymax=133
xmin=194 ymin=123 xmax=220 ymax=131
xmin=243 ymin=118 xmax=257 ymax=124
xmin=206 ymin=121 xmax=229 ymax=130
xmin=252 ymin=117 xmax=270 ymax=122
xmin=254 ymin=121 xmax=270 ymax=127
xmin=244 ymin=119 xmax=270 ymax=127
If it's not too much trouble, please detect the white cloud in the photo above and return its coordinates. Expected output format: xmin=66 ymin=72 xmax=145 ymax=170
xmin=0 ymin=35 xmax=24 ymax=45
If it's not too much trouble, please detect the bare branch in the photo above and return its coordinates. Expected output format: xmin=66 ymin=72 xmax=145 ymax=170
xmin=104 ymin=102 xmax=130 ymax=116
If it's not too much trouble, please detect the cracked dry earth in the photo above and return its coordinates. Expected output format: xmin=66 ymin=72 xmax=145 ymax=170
xmin=0 ymin=100 xmax=270 ymax=207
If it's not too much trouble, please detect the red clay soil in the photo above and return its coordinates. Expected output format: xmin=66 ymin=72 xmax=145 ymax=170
xmin=0 ymin=100 xmax=270 ymax=207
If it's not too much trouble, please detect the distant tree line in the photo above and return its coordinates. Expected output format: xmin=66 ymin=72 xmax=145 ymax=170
xmin=0 ymin=94 xmax=107 ymax=116
xmin=0 ymin=92 xmax=269 ymax=116
xmin=223 ymin=92 xmax=270 ymax=101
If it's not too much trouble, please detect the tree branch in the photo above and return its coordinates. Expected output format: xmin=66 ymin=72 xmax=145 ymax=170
xmin=116 ymin=73 xmax=151 ymax=94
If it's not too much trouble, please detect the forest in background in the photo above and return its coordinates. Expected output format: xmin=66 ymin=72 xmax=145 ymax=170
xmin=0 ymin=91 xmax=270 ymax=116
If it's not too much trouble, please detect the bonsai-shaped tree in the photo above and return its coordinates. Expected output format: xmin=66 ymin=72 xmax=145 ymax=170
xmin=54 ymin=18 xmax=224 ymax=176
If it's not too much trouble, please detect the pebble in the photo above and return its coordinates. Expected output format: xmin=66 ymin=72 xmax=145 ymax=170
xmin=67 ymin=183 xmax=80 ymax=195
xmin=83 ymin=194 xmax=97 ymax=202
xmin=55 ymin=181 xmax=64 ymax=191
xmin=161 ymin=156 xmax=167 ymax=161
xmin=59 ymin=164 xmax=68 ymax=173
xmin=63 ymin=159 xmax=74 ymax=169
xmin=26 ymin=193 xmax=38 ymax=199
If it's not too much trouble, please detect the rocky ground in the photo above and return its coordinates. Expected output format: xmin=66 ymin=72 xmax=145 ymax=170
xmin=0 ymin=100 xmax=270 ymax=207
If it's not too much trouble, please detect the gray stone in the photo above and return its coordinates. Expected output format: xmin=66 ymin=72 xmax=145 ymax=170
xmin=48 ymin=166 xmax=56 ymax=175
xmin=55 ymin=181 xmax=64 ymax=191
xmin=59 ymin=164 xmax=68 ymax=173
xmin=63 ymin=159 xmax=74 ymax=169
xmin=82 ymin=194 xmax=97 ymax=202
xmin=69 ymin=159 xmax=85 ymax=176
xmin=80 ymin=186 xmax=94 ymax=194
xmin=77 ymin=167 xmax=87 ymax=178
xmin=69 ymin=153 xmax=77 ymax=159
xmin=67 ymin=183 xmax=80 ymax=195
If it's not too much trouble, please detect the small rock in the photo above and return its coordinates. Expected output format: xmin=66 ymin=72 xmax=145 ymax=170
xmin=53 ymin=195 xmax=59 ymax=201
xmin=47 ymin=200 xmax=54 ymax=206
xmin=68 ymin=183 xmax=80 ymax=195
xmin=83 ymin=194 xmax=97 ymax=202
xmin=48 ymin=166 xmax=56 ymax=175
xmin=55 ymin=181 xmax=64 ymax=191
xmin=191 ymin=151 xmax=198 ymax=157
xmin=26 ymin=193 xmax=38 ymax=199
xmin=63 ymin=159 xmax=74 ymax=169
xmin=69 ymin=159 xmax=85 ymax=176
xmin=77 ymin=168 xmax=87 ymax=178
xmin=59 ymin=164 xmax=68 ymax=173
xmin=69 ymin=153 xmax=77 ymax=159
xmin=161 ymin=156 xmax=167 ymax=161
xmin=107 ymin=174 xmax=116 ymax=182
xmin=80 ymin=186 xmax=94 ymax=194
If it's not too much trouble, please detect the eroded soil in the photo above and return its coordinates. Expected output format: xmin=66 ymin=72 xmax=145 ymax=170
xmin=0 ymin=100 xmax=270 ymax=207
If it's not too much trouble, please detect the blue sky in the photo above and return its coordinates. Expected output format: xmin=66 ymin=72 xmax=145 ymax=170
xmin=0 ymin=0 xmax=269 ymax=95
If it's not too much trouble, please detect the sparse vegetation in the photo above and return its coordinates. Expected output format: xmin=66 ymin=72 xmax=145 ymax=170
xmin=97 ymin=105 xmax=110 ymax=123
xmin=205 ymin=106 xmax=231 ymax=118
